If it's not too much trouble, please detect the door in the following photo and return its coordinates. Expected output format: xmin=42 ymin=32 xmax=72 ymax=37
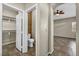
xmin=16 ymin=11 xmax=28 ymax=53
xmin=16 ymin=12 xmax=22 ymax=52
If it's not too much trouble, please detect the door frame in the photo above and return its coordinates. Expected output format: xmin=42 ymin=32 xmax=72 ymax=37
xmin=0 ymin=3 xmax=2 ymax=56
xmin=25 ymin=4 xmax=39 ymax=56
xmin=25 ymin=3 xmax=54 ymax=56
xmin=48 ymin=4 xmax=54 ymax=54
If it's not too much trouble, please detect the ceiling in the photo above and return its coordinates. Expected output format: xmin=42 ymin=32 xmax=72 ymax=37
xmin=3 ymin=4 xmax=18 ymax=13
xmin=52 ymin=3 xmax=64 ymax=9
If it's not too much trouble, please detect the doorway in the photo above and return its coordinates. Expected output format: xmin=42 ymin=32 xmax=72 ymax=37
xmin=28 ymin=11 xmax=32 ymax=38
xmin=2 ymin=4 xmax=28 ymax=56
xmin=26 ymin=7 xmax=36 ymax=56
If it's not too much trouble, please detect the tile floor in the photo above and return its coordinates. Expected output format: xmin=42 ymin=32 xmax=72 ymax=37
xmin=51 ymin=36 xmax=76 ymax=56
xmin=2 ymin=43 xmax=35 ymax=56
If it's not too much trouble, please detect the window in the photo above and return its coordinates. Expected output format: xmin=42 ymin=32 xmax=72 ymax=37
xmin=72 ymin=22 xmax=76 ymax=32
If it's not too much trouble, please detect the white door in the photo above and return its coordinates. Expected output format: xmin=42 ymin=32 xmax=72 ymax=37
xmin=22 ymin=12 xmax=28 ymax=53
xmin=16 ymin=12 xmax=28 ymax=53
xmin=16 ymin=12 xmax=22 ymax=52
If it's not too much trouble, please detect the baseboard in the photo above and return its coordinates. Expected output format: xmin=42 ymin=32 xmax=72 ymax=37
xmin=48 ymin=49 xmax=54 ymax=55
xmin=2 ymin=41 xmax=16 ymax=46
xmin=54 ymin=36 xmax=76 ymax=39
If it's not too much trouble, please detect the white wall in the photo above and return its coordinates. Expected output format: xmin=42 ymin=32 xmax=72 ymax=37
xmin=54 ymin=3 xmax=76 ymax=20
xmin=2 ymin=30 xmax=16 ymax=45
xmin=2 ymin=5 xmax=17 ymax=45
xmin=0 ymin=3 xmax=2 ymax=56
xmin=37 ymin=4 xmax=49 ymax=56
xmin=8 ymin=3 xmax=35 ymax=10
xmin=32 ymin=9 xmax=36 ymax=39
xmin=3 ymin=21 xmax=16 ymax=30
xmin=25 ymin=3 xmax=35 ymax=10
xmin=8 ymin=3 xmax=25 ymax=10
xmin=3 ymin=5 xmax=18 ymax=18
xmin=54 ymin=17 xmax=76 ymax=38
xmin=48 ymin=4 xmax=54 ymax=54
xmin=3 ymin=4 xmax=18 ymax=30
xmin=76 ymin=3 xmax=79 ymax=56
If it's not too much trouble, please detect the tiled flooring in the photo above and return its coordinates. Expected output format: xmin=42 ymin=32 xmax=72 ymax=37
xmin=51 ymin=36 xmax=76 ymax=56
xmin=2 ymin=43 xmax=35 ymax=56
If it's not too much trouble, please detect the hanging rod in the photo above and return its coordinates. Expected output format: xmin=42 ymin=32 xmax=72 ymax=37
xmin=2 ymin=15 xmax=16 ymax=19
xmin=2 ymin=15 xmax=16 ymax=21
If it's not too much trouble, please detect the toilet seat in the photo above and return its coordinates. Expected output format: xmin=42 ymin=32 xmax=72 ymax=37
xmin=28 ymin=39 xmax=34 ymax=42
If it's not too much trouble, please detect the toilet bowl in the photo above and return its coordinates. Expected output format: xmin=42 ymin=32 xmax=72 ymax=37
xmin=28 ymin=34 xmax=34 ymax=47
xmin=28 ymin=39 xmax=34 ymax=47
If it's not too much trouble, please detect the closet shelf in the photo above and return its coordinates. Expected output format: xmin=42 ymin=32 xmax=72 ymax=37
xmin=2 ymin=15 xmax=16 ymax=21
xmin=2 ymin=29 xmax=16 ymax=31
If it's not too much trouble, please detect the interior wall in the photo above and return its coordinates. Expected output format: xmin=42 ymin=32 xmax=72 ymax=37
xmin=54 ymin=3 xmax=76 ymax=20
xmin=54 ymin=17 xmax=76 ymax=38
xmin=3 ymin=5 xmax=18 ymax=18
xmin=2 ymin=30 xmax=16 ymax=45
xmin=7 ymin=3 xmax=35 ymax=10
xmin=37 ymin=3 xmax=49 ymax=56
xmin=0 ymin=3 xmax=2 ymax=56
xmin=3 ymin=5 xmax=18 ymax=30
xmin=3 ymin=21 xmax=16 ymax=30
xmin=28 ymin=11 xmax=32 ymax=38
xmin=48 ymin=4 xmax=54 ymax=53
xmin=2 ymin=5 xmax=17 ymax=45
xmin=25 ymin=3 xmax=35 ymax=10
xmin=32 ymin=9 xmax=36 ymax=39
xmin=7 ymin=3 xmax=25 ymax=10
xmin=76 ymin=3 xmax=79 ymax=56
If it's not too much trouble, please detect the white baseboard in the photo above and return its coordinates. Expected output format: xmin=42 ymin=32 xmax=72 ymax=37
xmin=48 ymin=49 xmax=54 ymax=55
xmin=2 ymin=41 xmax=16 ymax=46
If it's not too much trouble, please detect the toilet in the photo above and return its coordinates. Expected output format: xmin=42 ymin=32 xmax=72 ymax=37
xmin=28 ymin=34 xmax=34 ymax=47
xmin=28 ymin=39 xmax=34 ymax=47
